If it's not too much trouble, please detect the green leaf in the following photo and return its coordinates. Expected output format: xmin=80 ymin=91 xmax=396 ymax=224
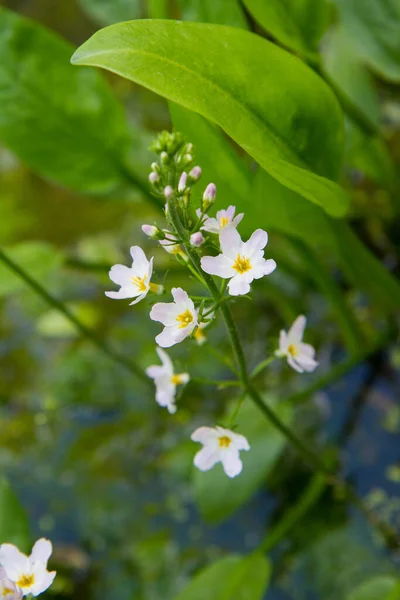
xmin=253 ymin=168 xmax=400 ymax=313
xmin=194 ymin=396 xmax=292 ymax=523
xmin=174 ymin=554 xmax=271 ymax=600
xmin=169 ymin=103 xmax=252 ymax=209
xmin=242 ymin=0 xmax=330 ymax=58
xmin=0 ymin=8 xmax=131 ymax=194
xmin=0 ymin=478 xmax=30 ymax=551
xmin=348 ymin=576 xmax=400 ymax=600
xmin=0 ymin=242 xmax=63 ymax=297
xmin=79 ymin=0 xmax=142 ymax=26
xmin=178 ymin=0 xmax=248 ymax=28
xmin=71 ymin=20 xmax=348 ymax=216
xmin=333 ymin=0 xmax=400 ymax=82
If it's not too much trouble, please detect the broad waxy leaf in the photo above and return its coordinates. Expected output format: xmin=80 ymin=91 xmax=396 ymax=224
xmin=0 ymin=478 xmax=30 ymax=551
xmin=194 ymin=397 xmax=292 ymax=523
xmin=79 ymin=0 xmax=142 ymax=26
xmin=0 ymin=8 xmax=130 ymax=193
xmin=174 ymin=554 xmax=271 ymax=600
xmin=333 ymin=0 xmax=400 ymax=82
xmin=348 ymin=576 xmax=400 ymax=600
xmin=242 ymin=0 xmax=330 ymax=58
xmin=71 ymin=20 xmax=348 ymax=216
xmin=0 ymin=242 xmax=63 ymax=297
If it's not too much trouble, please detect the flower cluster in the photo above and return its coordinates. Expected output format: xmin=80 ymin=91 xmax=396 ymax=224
xmin=0 ymin=539 xmax=56 ymax=598
xmin=105 ymin=132 xmax=318 ymax=478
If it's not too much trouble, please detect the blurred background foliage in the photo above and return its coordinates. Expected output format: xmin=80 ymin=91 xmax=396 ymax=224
xmin=0 ymin=0 xmax=399 ymax=598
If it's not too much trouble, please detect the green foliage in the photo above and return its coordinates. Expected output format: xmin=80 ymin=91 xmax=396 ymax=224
xmin=348 ymin=576 xmax=400 ymax=600
xmin=0 ymin=478 xmax=30 ymax=551
xmin=333 ymin=0 xmax=400 ymax=82
xmin=194 ymin=397 xmax=292 ymax=523
xmin=178 ymin=0 xmax=248 ymax=28
xmin=79 ymin=0 xmax=143 ymax=25
xmin=0 ymin=242 xmax=63 ymax=297
xmin=0 ymin=8 xmax=132 ymax=194
xmin=173 ymin=554 xmax=271 ymax=600
xmin=242 ymin=0 xmax=331 ymax=58
xmin=71 ymin=19 xmax=349 ymax=216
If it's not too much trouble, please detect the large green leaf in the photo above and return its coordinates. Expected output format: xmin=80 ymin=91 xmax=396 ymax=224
xmin=178 ymin=0 xmax=248 ymax=28
xmin=0 ymin=478 xmax=30 ymax=551
xmin=333 ymin=0 xmax=400 ymax=82
xmin=71 ymin=20 xmax=348 ymax=216
xmin=0 ymin=8 xmax=131 ymax=194
xmin=0 ymin=242 xmax=63 ymax=297
xmin=348 ymin=577 xmax=400 ymax=600
xmin=79 ymin=0 xmax=143 ymax=25
xmin=194 ymin=396 xmax=292 ymax=523
xmin=174 ymin=554 xmax=271 ymax=600
xmin=242 ymin=0 xmax=330 ymax=58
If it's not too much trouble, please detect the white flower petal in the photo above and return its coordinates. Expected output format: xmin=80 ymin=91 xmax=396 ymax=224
xmin=105 ymin=287 xmax=137 ymax=300
xmin=146 ymin=365 xmax=164 ymax=379
xmin=193 ymin=447 xmax=221 ymax=472
xmin=231 ymin=432 xmax=250 ymax=451
xmin=227 ymin=275 xmax=251 ymax=296
xmin=0 ymin=579 xmax=22 ymax=600
xmin=155 ymin=385 xmax=175 ymax=408
xmin=191 ymin=426 xmax=218 ymax=443
xmin=155 ymin=328 xmax=180 ymax=348
xmin=279 ymin=329 xmax=288 ymax=353
xmin=201 ymin=255 xmax=233 ymax=278
xmin=244 ymin=229 xmax=268 ymax=255
xmin=219 ymin=227 xmax=242 ymax=259
xmin=129 ymin=292 xmax=148 ymax=305
xmin=202 ymin=218 xmax=220 ymax=233
xmin=225 ymin=205 xmax=235 ymax=220
xmin=108 ymin=264 xmax=133 ymax=286
xmin=30 ymin=539 xmax=52 ymax=566
xmin=287 ymin=354 xmax=305 ymax=373
xmin=130 ymin=246 xmax=149 ymax=270
xmin=156 ymin=347 xmax=174 ymax=373
xmin=30 ymin=569 xmax=56 ymax=597
xmin=150 ymin=303 xmax=180 ymax=326
xmin=221 ymin=449 xmax=243 ymax=478
xmin=296 ymin=355 xmax=319 ymax=372
xmin=0 ymin=544 xmax=29 ymax=580
xmin=0 ymin=567 xmax=6 ymax=579
xmin=232 ymin=213 xmax=244 ymax=227
xmin=288 ymin=315 xmax=306 ymax=344
xmin=299 ymin=342 xmax=316 ymax=359
xmin=171 ymin=287 xmax=190 ymax=305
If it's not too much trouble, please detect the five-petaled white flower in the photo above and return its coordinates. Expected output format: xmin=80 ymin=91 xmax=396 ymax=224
xmin=191 ymin=426 xmax=250 ymax=478
xmin=201 ymin=228 xmax=276 ymax=296
xmin=105 ymin=246 xmax=162 ymax=305
xmin=0 ymin=567 xmax=22 ymax=600
xmin=276 ymin=315 xmax=318 ymax=373
xmin=199 ymin=205 xmax=244 ymax=234
xmin=146 ymin=347 xmax=189 ymax=413
xmin=150 ymin=287 xmax=198 ymax=348
xmin=0 ymin=539 xmax=56 ymax=597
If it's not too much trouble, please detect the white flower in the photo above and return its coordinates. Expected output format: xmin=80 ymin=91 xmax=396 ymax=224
xmin=276 ymin=315 xmax=319 ymax=373
xmin=0 ymin=539 xmax=56 ymax=597
xmin=201 ymin=228 xmax=276 ymax=296
xmin=146 ymin=348 xmax=189 ymax=413
xmin=105 ymin=246 xmax=163 ymax=305
xmin=150 ymin=287 xmax=198 ymax=348
xmin=0 ymin=567 xmax=22 ymax=600
xmin=191 ymin=426 xmax=250 ymax=478
xmin=201 ymin=205 xmax=244 ymax=234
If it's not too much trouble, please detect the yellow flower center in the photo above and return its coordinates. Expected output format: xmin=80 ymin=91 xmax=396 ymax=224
xmin=3 ymin=588 xmax=15 ymax=597
xmin=176 ymin=309 xmax=193 ymax=329
xmin=131 ymin=275 xmax=147 ymax=293
xmin=232 ymin=254 xmax=251 ymax=274
xmin=171 ymin=374 xmax=183 ymax=385
xmin=17 ymin=574 xmax=35 ymax=589
xmin=220 ymin=216 xmax=229 ymax=228
xmin=218 ymin=435 xmax=232 ymax=448
xmin=288 ymin=344 xmax=298 ymax=357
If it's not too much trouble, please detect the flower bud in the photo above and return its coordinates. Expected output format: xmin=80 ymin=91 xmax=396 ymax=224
xmin=141 ymin=224 xmax=158 ymax=238
xmin=183 ymin=154 xmax=193 ymax=163
xmin=164 ymin=185 xmax=174 ymax=199
xmin=190 ymin=232 xmax=205 ymax=247
xmin=149 ymin=171 xmax=159 ymax=184
xmin=189 ymin=166 xmax=202 ymax=181
xmin=151 ymin=162 xmax=158 ymax=171
xmin=178 ymin=172 xmax=188 ymax=193
xmin=186 ymin=143 xmax=193 ymax=154
xmin=202 ymin=183 xmax=216 ymax=211
xmin=160 ymin=151 xmax=168 ymax=163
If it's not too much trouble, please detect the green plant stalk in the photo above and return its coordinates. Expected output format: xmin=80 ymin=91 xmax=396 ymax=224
xmin=0 ymin=248 xmax=151 ymax=387
xmin=251 ymin=355 xmax=276 ymax=378
xmin=167 ymin=199 xmax=400 ymax=549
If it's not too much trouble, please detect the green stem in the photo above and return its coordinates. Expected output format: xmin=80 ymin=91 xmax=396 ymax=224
xmin=251 ymin=355 xmax=276 ymax=378
xmin=191 ymin=377 xmax=241 ymax=388
xmin=0 ymin=248 xmax=151 ymax=386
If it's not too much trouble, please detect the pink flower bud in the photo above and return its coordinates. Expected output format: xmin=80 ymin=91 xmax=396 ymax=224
xmin=149 ymin=171 xmax=159 ymax=184
xmin=178 ymin=172 xmax=188 ymax=192
xmin=142 ymin=224 xmax=158 ymax=238
xmin=189 ymin=166 xmax=202 ymax=181
xmin=203 ymin=183 xmax=216 ymax=202
xmin=164 ymin=185 xmax=173 ymax=199
xmin=190 ymin=232 xmax=205 ymax=247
